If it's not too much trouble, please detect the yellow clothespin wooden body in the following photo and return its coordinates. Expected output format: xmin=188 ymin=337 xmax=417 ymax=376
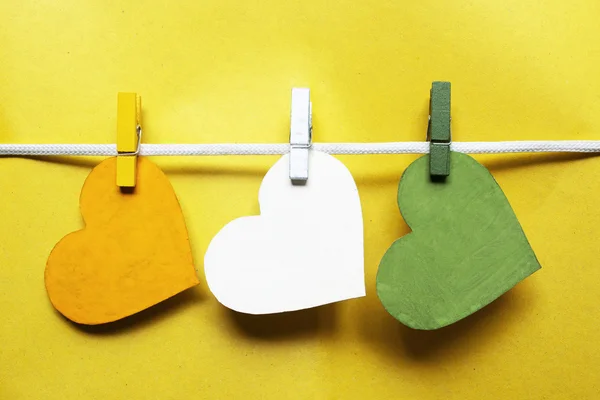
xmin=116 ymin=92 xmax=142 ymax=188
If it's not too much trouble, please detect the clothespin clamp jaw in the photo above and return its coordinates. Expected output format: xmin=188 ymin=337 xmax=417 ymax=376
xmin=289 ymin=88 xmax=312 ymax=185
xmin=116 ymin=92 xmax=142 ymax=188
xmin=427 ymin=81 xmax=451 ymax=179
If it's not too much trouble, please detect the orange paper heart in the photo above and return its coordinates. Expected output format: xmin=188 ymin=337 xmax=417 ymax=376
xmin=45 ymin=157 xmax=199 ymax=325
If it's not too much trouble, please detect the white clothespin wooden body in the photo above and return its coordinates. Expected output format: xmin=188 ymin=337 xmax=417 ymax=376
xmin=289 ymin=88 xmax=312 ymax=185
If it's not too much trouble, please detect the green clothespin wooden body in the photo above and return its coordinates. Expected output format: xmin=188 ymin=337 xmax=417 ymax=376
xmin=427 ymin=81 xmax=451 ymax=178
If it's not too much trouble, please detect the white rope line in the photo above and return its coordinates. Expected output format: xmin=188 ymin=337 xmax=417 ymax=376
xmin=1 ymin=141 xmax=600 ymax=157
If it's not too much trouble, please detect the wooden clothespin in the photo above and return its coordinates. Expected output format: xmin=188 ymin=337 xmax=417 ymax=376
xmin=427 ymin=81 xmax=451 ymax=178
xmin=116 ymin=92 xmax=142 ymax=188
xmin=289 ymin=88 xmax=312 ymax=185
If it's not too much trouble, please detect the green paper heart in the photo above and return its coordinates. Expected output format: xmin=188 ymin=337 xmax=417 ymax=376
xmin=376 ymin=152 xmax=541 ymax=330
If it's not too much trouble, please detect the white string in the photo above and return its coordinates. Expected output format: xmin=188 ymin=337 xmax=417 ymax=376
xmin=1 ymin=141 xmax=600 ymax=157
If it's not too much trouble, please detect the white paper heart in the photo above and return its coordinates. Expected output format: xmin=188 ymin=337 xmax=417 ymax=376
xmin=204 ymin=150 xmax=365 ymax=314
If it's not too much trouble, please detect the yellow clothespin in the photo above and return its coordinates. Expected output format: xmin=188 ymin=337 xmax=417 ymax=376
xmin=116 ymin=92 xmax=142 ymax=188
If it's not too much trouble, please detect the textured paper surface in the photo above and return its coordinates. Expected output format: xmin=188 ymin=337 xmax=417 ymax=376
xmin=3 ymin=1 xmax=600 ymax=399
xmin=204 ymin=151 xmax=365 ymax=314
xmin=45 ymin=157 xmax=199 ymax=324
xmin=377 ymin=152 xmax=541 ymax=330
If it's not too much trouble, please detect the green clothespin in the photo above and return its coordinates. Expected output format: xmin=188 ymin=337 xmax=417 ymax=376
xmin=427 ymin=81 xmax=451 ymax=178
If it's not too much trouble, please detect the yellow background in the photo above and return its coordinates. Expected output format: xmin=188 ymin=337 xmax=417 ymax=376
xmin=1 ymin=0 xmax=600 ymax=398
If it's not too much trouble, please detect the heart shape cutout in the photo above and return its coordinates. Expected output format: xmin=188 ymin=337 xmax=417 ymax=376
xmin=45 ymin=157 xmax=199 ymax=325
xmin=376 ymin=152 xmax=541 ymax=330
xmin=204 ymin=151 xmax=365 ymax=314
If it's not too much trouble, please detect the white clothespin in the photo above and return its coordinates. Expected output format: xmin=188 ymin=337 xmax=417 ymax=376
xmin=289 ymin=88 xmax=312 ymax=184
